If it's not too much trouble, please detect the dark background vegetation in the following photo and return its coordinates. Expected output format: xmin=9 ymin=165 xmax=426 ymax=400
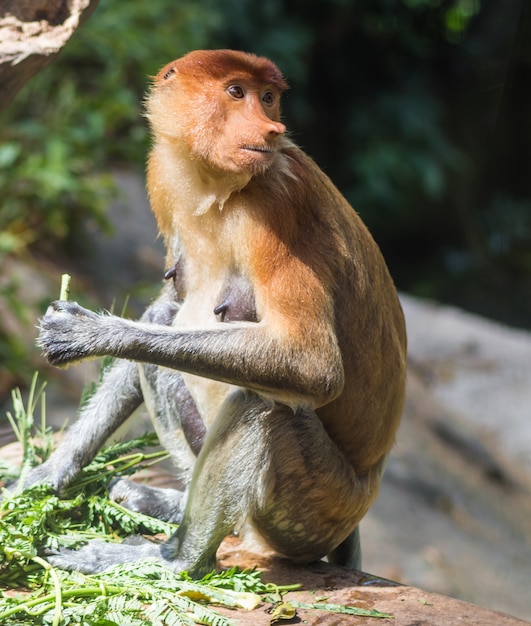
xmin=1 ymin=0 xmax=530 ymax=394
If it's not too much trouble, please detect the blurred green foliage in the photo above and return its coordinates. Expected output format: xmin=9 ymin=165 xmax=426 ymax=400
xmin=0 ymin=0 xmax=530 ymax=388
xmin=0 ymin=0 xmax=223 ymax=255
xmin=0 ymin=0 xmax=221 ymax=389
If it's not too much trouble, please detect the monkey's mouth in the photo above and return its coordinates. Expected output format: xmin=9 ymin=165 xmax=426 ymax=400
xmin=241 ymin=145 xmax=274 ymax=154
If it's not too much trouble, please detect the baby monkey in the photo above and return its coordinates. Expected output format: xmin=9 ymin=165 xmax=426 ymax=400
xmin=30 ymin=49 xmax=407 ymax=577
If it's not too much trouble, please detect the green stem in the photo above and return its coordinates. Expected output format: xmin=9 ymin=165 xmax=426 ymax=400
xmin=0 ymin=585 xmax=125 ymax=620
xmin=265 ymin=583 xmax=302 ymax=593
xmin=62 ymin=450 xmax=169 ymax=494
xmin=32 ymin=555 xmax=62 ymax=626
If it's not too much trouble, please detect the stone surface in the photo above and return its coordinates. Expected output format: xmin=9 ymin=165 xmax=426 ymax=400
xmin=402 ymin=294 xmax=531 ymax=479
xmin=212 ymin=537 xmax=531 ymax=625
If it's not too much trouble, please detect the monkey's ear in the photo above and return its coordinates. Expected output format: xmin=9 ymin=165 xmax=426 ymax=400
xmin=151 ymin=62 xmax=178 ymax=84
xmin=163 ymin=66 xmax=177 ymax=81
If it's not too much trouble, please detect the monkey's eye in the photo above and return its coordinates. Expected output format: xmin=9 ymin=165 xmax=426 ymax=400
xmin=262 ymin=90 xmax=275 ymax=106
xmin=227 ymin=85 xmax=245 ymax=99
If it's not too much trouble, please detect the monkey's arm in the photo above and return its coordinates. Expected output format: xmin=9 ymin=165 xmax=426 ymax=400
xmin=21 ymin=358 xmax=143 ymax=492
xmin=22 ymin=287 xmax=186 ymax=493
xmin=38 ymin=301 xmax=344 ymax=408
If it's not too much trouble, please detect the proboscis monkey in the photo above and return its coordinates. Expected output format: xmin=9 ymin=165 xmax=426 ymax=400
xmin=28 ymin=49 xmax=406 ymax=577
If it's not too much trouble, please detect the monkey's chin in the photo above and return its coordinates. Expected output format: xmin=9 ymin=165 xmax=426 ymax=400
xmin=237 ymin=147 xmax=277 ymax=174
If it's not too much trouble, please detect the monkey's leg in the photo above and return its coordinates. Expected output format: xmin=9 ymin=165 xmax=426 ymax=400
xmin=107 ymin=364 xmax=204 ymax=523
xmin=45 ymin=391 xmax=268 ymax=574
xmin=46 ymin=390 xmax=378 ymax=576
xmin=20 ymin=359 xmax=143 ymax=492
xmin=161 ymin=391 xmax=381 ymax=577
xmin=249 ymin=406 xmax=377 ymax=570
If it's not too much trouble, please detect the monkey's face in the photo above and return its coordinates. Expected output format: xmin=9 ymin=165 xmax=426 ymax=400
xmin=205 ymin=81 xmax=287 ymax=175
xmin=146 ymin=51 xmax=287 ymax=177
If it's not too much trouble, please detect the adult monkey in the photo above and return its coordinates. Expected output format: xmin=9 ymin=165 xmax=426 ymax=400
xmin=31 ymin=50 xmax=407 ymax=577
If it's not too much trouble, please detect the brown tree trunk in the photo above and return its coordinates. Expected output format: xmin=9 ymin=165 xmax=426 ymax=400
xmin=0 ymin=0 xmax=98 ymax=110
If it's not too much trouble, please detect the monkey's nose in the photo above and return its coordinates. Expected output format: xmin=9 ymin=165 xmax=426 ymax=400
xmin=270 ymin=121 xmax=286 ymax=136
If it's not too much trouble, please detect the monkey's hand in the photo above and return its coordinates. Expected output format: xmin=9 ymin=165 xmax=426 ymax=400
xmin=3 ymin=452 xmax=85 ymax=498
xmin=38 ymin=301 xmax=103 ymax=367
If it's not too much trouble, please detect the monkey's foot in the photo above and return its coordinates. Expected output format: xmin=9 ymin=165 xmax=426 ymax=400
xmin=45 ymin=536 xmax=162 ymax=574
xmin=108 ymin=478 xmax=185 ymax=524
